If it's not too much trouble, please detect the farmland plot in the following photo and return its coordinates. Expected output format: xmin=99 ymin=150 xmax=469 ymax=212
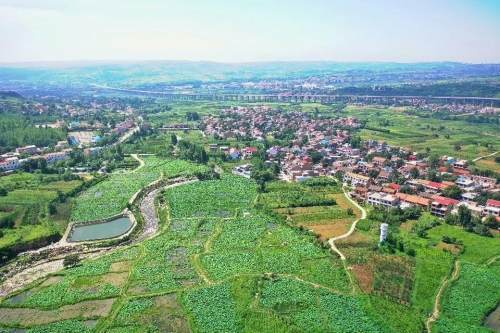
xmin=71 ymin=157 xmax=208 ymax=222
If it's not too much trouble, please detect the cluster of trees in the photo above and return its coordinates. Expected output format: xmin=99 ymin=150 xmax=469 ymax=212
xmin=368 ymin=206 xmax=422 ymax=225
xmin=177 ymin=140 xmax=208 ymax=164
xmin=251 ymin=152 xmax=280 ymax=192
xmin=380 ymin=235 xmax=416 ymax=257
xmin=186 ymin=112 xmax=200 ymax=121
xmin=0 ymin=114 xmax=66 ymax=154
xmin=441 ymin=185 xmax=463 ymax=199
xmin=445 ymin=205 xmax=495 ymax=237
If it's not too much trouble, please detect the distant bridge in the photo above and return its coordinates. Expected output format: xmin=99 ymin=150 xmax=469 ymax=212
xmin=92 ymin=85 xmax=500 ymax=107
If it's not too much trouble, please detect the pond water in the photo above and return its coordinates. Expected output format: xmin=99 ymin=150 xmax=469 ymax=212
xmin=484 ymin=304 xmax=500 ymax=332
xmin=5 ymin=289 xmax=33 ymax=305
xmin=68 ymin=216 xmax=133 ymax=242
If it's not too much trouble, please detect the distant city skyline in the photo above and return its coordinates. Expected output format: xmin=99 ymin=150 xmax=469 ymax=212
xmin=1 ymin=0 xmax=499 ymax=64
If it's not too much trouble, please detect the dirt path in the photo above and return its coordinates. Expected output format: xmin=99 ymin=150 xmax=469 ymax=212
xmin=130 ymin=154 xmax=145 ymax=173
xmin=486 ymin=255 xmax=500 ymax=266
xmin=327 ymin=186 xmax=367 ymax=260
xmin=472 ymin=151 xmax=499 ymax=162
xmin=116 ymin=126 xmax=139 ymax=145
xmin=426 ymin=260 xmax=461 ymax=333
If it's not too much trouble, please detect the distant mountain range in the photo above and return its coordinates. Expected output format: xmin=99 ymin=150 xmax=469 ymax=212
xmin=0 ymin=61 xmax=499 ymax=96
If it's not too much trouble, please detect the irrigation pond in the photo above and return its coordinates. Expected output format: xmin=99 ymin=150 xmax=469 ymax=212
xmin=68 ymin=216 xmax=134 ymax=242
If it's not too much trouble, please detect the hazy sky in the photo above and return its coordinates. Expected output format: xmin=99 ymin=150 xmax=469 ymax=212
xmin=1 ymin=0 xmax=499 ymax=63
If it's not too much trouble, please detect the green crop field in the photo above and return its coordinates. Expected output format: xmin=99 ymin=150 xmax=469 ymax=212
xmin=0 ymin=172 xmax=83 ymax=254
xmin=71 ymin=156 xmax=209 ymax=222
xmin=344 ymin=106 xmax=500 ymax=161
xmin=258 ymin=179 xmax=357 ymax=241
xmin=435 ymin=261 xmax=500 ymax=332
xmin=1 ymin=163 xmax=498 ymax=332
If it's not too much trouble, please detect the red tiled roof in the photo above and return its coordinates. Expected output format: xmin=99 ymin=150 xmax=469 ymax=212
xmin=427 ymin=181 xmax=448 ymax=190
xmin=389 ymin=183 xmax=401 ymax=191
xmin=243 ymin=147 xmax=258 ymax=153
xmin=432 ymin=195 xmax=459 ymax=207
xmin=486 ymin=199 xmax=500 ymax=208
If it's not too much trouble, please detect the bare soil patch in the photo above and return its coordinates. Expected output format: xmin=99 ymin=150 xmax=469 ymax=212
xmin=307 ymin=223 xmax=349 ymax=241
xmin=0 ymin=298 xmax=115 ymax=326
xmin=153 ymin=294 xmax=192 ymax=333
xmin=351 ymin=264 xmax=374 ymax=293
xmin=110 ymin=261 xmax=132 ymax=273
xmin=436 ymin=242 xmax=463 ymax=255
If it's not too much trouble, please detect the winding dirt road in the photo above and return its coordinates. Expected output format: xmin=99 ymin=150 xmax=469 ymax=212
xmin=327 ymin=186 xmax=367 ymax=260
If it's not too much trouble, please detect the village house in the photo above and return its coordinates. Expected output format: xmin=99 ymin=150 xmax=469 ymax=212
xmin=15 ymin=145 xmax=38 ymax=155
xmin=483 ymin=199 xmax=500 ymax=217
xmin=344 ymin=172 xmax=370 ymax=187
xmin=242 ymin=147 xmax=258 ymax=159
xmin=0 ymin=157 xmax=20 ymax=172
xmin=453 ymin=159 xmax=468 ymax=169
xmin=372 ymin=156 xmax=387 ymax=167
xmin=430 ymin=196 xmax=460 ymax=217
xmin=44 ymin=150 xmax=70 ymax=164
xmin=455 ymin=176 xmax=476 ymax=191
xmin=367 ymin=192 xmax=399 ymax=208
xmin=396 ymin=193 xmax=431 ymax=209
xmin=233 ymin=164 xmax=252 ymax=178
xmin=55 ymin=140 xmax=69 ymax=151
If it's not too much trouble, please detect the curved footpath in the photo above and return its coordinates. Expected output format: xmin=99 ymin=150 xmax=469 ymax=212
xmin=130 ymin=153 xmax=145 ymax=172
xmin=327 ymin=186 xmax=367 ymax=260
xmin=425 ymin=260 xmax=461 ymax=333
xmin=0 ymin=178 xmax=195 ymax=297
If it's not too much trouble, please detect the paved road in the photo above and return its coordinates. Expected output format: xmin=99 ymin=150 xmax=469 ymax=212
xmin=327 ymin=186 xmax=367 ymax=260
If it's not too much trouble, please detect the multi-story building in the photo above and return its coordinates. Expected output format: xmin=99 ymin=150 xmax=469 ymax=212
xmin=367 ymin=192 xmax=399 ymax=208
xmin=44 ymin=151 xmax=70 ymax=164
xmin=343 ymin=172 xmax=370 ymax=187
xmin=0 ymin=157 xmax=20 ymax=171
xmin=15 ymin=145 xmax=38 ymax=155
xmin=483 ymin=199 xmax=500 ymax=217
xmin=431 ymin=196 xmax=459 ymax=217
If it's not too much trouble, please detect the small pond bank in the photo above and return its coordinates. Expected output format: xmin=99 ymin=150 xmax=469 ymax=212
xmin=68 ymin=216 xmax=134 ymax=242
xmin=484 ymin=304 xmax=500 ymax=332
